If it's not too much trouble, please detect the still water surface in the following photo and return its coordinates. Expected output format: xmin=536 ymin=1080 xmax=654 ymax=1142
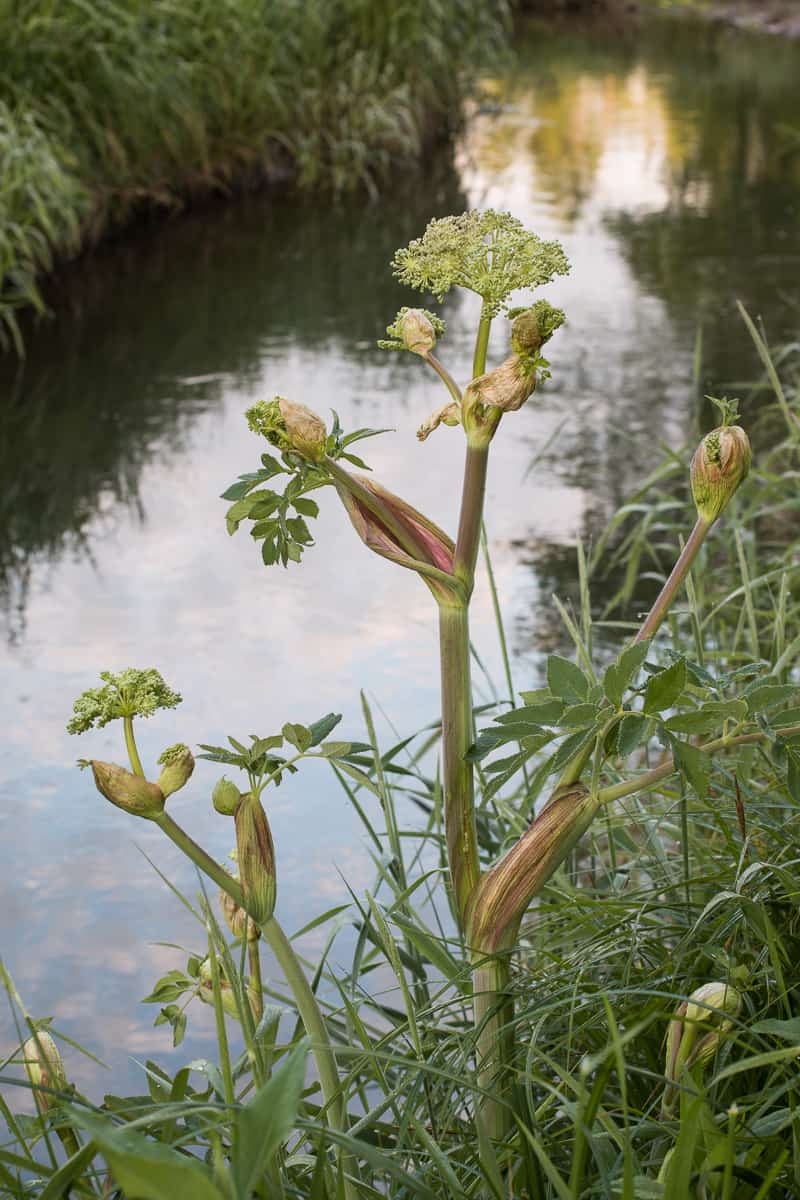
xmin=2 ymin=15 xmax=799 ymax=1097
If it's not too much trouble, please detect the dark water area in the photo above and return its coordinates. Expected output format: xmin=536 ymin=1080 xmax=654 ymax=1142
xmin=1 ymin=13 xmax=799 ymax=1100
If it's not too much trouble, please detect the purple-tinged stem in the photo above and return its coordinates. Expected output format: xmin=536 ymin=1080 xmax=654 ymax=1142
xmin=635 ymin=516 xmax=711 ymax=643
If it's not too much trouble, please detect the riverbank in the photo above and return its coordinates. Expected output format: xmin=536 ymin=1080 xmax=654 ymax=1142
xmin=0 ymin=0 xmax=507 ymax=355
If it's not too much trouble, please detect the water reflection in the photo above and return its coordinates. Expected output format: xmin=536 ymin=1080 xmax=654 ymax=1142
xmin=2 ymin=12 xmax=800 ymax=1098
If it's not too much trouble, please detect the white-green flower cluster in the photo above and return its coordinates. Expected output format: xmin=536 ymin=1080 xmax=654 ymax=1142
xmin=392 ymin=210 xmax=570 ymax=318
xmin=67 ymin=668 xmax=182 ymax=734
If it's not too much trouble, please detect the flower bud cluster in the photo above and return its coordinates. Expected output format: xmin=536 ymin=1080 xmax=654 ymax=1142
xmin=378 ymin=307 xmax=444 ymax=356
xmin=246 ymin=396 xmax=328 ymax=463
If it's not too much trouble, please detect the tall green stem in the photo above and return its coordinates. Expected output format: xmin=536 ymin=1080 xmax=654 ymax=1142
xmin=454 ymin=445 xmax=490 ymax=593
xmin=152 ymin=810 xmax=353 ymax=1193
xmin=123 ymin=717 xmax=144 ymax=777
xmin=439 ymin=602 xmax=480 ymax=926
xmin=260 ymin=917 xmax=346 ymax=1136
xmin=248 ymin=939 xmax=264 ymax=1025
xmin=635 ymin=516 xmax=710 ymax=643
xmin=473 ymin=313 xmax=492 ymax=378
xmin=471 ymin=949 xmax=514 ymax=1142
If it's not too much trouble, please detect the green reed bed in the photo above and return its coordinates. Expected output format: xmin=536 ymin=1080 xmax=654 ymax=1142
xmin=3 ymin=212 xmax=800 ymax=1197
xmin=0 ymin=0 xmax=507 ymax=353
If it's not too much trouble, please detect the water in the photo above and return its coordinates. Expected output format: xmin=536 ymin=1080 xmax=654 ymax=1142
xmin=2 ymin=13 xmax=799 ymax=1100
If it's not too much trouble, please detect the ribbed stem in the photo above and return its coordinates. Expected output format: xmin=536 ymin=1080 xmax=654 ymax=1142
xmin=425 ymin=351 xmax=462 ymax=407
xmin=123 ymin=717 xmax=144 ymax=778
xmin=260 ymin=918 xmax=348 ymax=1142
xmin=635 ymin=517 xmax=711 ymax=643
xmin=439 ymin=603 xmax=480 ymax=926
xmin=248 ymin=938 xmax=264 ymax=1025
xmin=471 ymin=950 xmax=514 ymax=1142
xmin=154 ymin=812 xmax=243 ymax=905
xmin=454 ymin=445 xmax=490 ymax=594
xmin=473 ymin=314 xmax=492 ymax=377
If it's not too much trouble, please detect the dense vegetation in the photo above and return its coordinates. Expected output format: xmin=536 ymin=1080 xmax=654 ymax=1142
xmin=0 ymin=0 xmax=507 ymax=352
xmin=3 ymin=207 xmax=799 ymax=1197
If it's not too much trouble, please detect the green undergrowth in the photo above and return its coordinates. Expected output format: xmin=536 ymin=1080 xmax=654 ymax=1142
xmin=2 ymin=324 xmax=799 ymax=1195
xmin=0 ymin=0 xmax=508 ymax=354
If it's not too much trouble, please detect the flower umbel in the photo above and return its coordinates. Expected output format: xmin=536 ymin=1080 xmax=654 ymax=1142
xmin=67 ymin=669 xmax=181 ymax=735
xmin=392 ymin=210 xmax=570 ymax=318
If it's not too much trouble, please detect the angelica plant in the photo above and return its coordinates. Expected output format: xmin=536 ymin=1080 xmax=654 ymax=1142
xmin=66 ymin=211 xmax=800 ymax=1192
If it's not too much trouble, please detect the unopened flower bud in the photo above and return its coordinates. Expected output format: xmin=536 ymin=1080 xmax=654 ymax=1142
xmin=23 ymin=1033 xmax=69 ymax=1114
xmin=90 ymin=760 xmax=165 ymax=818
xmin=212 ymin=777 xmax=241 ymax=816
xmin=335 ymin=473 xmax=455 ymax=580
xmin=398 ymin=308 xmax=437 ymax=354
xmin=417 ymin=401 xmax=461 ymax=442
xmin=662 ymin=981 xmax=742 ymax=1116
xmin=156 ymin=743 xmax=195 ymax=798
xmin=198 ymin=958 xmax=239 ymax=1019
xmin=235 ymin=793 xmax=277 ymax=925
xmin=246 ymin=397 xmax=327 ymax=463
xmin=509 ymin=300 xmax=565 ymax=356
xmin=220 ymin=888 xmax=260 ymax=942
xmin=691 ymin=425 xmax=751 ymax=524
xmin=378 ymin=307 xmax=445 ymax=355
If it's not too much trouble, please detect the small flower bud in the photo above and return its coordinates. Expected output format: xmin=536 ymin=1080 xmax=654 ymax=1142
xmin=690 ymin=425 xmax=752 ymax=524
xmin=156 ymin=743 xmax=195 ymax=798
xmin=220 ymin=888 xmax=260 ymax=942
xmin=212 ymin=777 xmax=241 ymax=816
xmin=246 ymin=397 xmax=327 ymax=462
xmin=198 ymin=958 xmax=240 ymax=1019
xmin=378 ymin=307 xmax=445 ymax=355
xmin=234 ymin=793 xmax=277 ymax=925
xmin=662 ymin=981 xmax=742 ymax=1116
xmin=508 ymin=300 xmax=565 ymax=356
xmin=23 ymin=1033 xmax=69 ymax=1114
xmin=90 ymin=761 xmax=165 ymax=818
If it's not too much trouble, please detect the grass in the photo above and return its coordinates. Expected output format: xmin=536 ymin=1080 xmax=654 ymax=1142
xmin=1 ymin=311 xmax=798 ymax=1196
xmin=0 ymin=0 xmax=508 ymax=353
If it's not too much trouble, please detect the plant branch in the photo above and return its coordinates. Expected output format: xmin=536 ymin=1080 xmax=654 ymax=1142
xmin=123 ymin=717 xmax=144 ymax=778
xmin=635 ymin=516 xmax=711 ymax=643
xmin=424 ymin=351 xmax=462 ymax=407
xmin=454 ymin=445 xmax=490 ymax=593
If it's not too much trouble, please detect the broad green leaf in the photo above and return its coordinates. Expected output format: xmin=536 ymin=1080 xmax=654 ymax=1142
xmin=547 ymin=655 xmax=589 ymax=703
xmin=617 ymin=713 xmax=648 ymax=757
xmin=664 ymin=699 xmax=748 ymax=735
xmin=318 ymin=741 xmax=353 ymax=759
xmin=307 ymin=712 xmax=342 ymax=745
xmin=603 ymin=640 xmax=650 ymax=706
xmin=232 ymin=1039 xmax=309 ymax=1199
xmin=500 ymin=698 xmax=565 ymax=726
xmin=292 ymin=497 xmax=320 ymax=517
xmin=671 ymin=738 xmax=711 ymax=799
xmin=643 ymin=659 xmax=686 ymax=714
xmin=74 ymin=1110 xmax=225 ymax=1200
xmin=770 ymin=707 xmax=800 ymax=729
xmin=745 ymin=684 xmax=798 ymax=714
xmin=559 ymin=702 xmax=601 ymax=729
xmin=282 ymin=723 xmax=313 ymax=752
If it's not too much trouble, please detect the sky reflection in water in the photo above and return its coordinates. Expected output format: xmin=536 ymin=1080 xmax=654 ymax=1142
xmin=1 ymin=13 xmax=799 ymax=1099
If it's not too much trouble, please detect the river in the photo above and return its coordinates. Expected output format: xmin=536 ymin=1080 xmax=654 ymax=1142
xmin=1 ymin=12 xmax=798 ymax=1098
